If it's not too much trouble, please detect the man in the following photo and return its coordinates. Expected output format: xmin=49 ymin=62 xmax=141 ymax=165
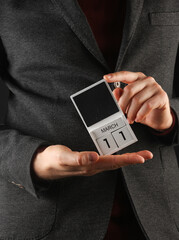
xmin=0 ymin=0 xmax=178 ymax=239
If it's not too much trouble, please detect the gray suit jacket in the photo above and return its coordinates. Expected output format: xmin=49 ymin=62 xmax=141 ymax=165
xmin=0 ymin=0 xmax=179 ymax=239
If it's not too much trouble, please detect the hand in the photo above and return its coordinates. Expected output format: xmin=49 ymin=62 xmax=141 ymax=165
xmin=32 ymin=145 xmax=153 ymax=180
xmin=104 ymin=71 xmax=173 ymax=131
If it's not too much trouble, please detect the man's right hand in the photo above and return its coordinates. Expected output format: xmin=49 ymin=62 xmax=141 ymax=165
xmin=32 ymin=145 xmax=153 ymax=181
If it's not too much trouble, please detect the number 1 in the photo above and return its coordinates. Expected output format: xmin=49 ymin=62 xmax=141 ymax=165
xmin=103 ymin=138 xmax=110 ymax=148
xmin=119 ymin=131 xmax=126 ymax=140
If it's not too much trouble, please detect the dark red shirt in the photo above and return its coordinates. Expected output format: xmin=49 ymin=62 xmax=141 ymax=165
xmin=78 ymin=0 xmax=126 ymax=70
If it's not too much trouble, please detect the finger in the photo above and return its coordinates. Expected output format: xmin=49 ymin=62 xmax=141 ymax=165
xmin=126 ymin=86 xmax=157 ymax=123
xmin=57 ymin=151 xmax=143 ymax=170
xmin=94 ymin=150 xmax=153 ymax=170
xmin=118 ymin=79 xmax=147 ymax=113
xmin=58 ymin=150 xmax=153 ymax=176
xmin=135 ymin=94 xmax=165 ymax=122
xmin=113 ymin=88 xmax=123 ymax=102
xmin=118 ymin=76 xmax=157 ymax=114
xmin=58 ymin=149 xmax=99 ymax=167
xmin=134 ymin=150 xmax=153 ymax=160
xmin=62 ymin=153 xmax=144 ymax=172
xmin=103 ymin=71 xmax=146 ymax=84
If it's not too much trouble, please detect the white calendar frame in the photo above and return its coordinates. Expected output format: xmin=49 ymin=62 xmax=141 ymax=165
xmin=70 ymin=79 xmax=137 ymax=155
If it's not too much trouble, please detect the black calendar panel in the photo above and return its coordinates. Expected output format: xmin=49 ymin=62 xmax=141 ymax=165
xmin=72 ymin=82 xmax=119 ymax=127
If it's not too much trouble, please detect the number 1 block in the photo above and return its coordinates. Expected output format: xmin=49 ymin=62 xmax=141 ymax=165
xmin=112 ymin=126 xmax=133 ymax=148
xmin=96 ymin=126 xmax=135 ymax=155
xmin=96 ymin=133 xmax=118 ymax=155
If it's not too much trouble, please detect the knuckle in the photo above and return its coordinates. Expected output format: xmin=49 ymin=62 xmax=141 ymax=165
xmin=153 ymin=82 xmax=160 ymax=89
xmin=111 ymin=157 xmax=120 ymax=170
xmin=148 ymin=76 xmax=156 ymax=83
xmin=156 ymin=83 xmax=162 ymax=89
xmin=137 ymin=72 xmax=146 ymax=78
xmin=146 ymin=101 xmax=153 ymax=110
xmin=161 ymin=90 xmax=168 ymax=99
xmin=75 ymin=153 xmax=84 ymax=166
xmin=125 ymin=85 xmax=133 ymax=95
xmin=133 ymin=95 xmax=141 ymax=104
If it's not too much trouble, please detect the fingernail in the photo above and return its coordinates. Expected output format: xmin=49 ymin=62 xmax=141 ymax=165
xmin=104 ymin=74 xmax=112 ymax=79
xmin=147 ymin=152 xmax=153 ymax=160
xmin=130 ymin=120 xmax=134 ymax=124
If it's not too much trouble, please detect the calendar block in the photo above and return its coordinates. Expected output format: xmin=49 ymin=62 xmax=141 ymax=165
xmin=112 ymin=126 xmax=134 ymax=149
xmin=96 ymin=133 xmax=118 ymax=155
xmin=71 ymin=79 xmax=137 ymax=155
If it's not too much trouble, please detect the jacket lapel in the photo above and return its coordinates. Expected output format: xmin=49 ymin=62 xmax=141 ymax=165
xmin=51 ymin=0 xmax=110 ymax=70
xmin=115 ymin=0 xmax=144 ymax=71
xmin=51 ymin=0 xmax=144 ymax=72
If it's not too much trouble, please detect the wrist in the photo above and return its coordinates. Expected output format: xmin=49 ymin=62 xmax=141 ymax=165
xmin=155 ymin=116 xmax=173 ymax=132
xmin=31 ymin=145 xmax=50 ymax=181
xmin=151 ymin=108 xmax=176 ymax=134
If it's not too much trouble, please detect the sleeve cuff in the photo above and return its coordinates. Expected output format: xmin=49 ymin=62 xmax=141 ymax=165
xmin=30 ymin=145 xmax=54 ymax=197
xmin=151 ymin=108 xmax=176 ymax=136
xmin=149 ymin=108 xmax=178 ymax=144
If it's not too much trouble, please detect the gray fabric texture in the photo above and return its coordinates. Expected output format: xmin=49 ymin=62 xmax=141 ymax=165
xmin=0 ymin=0 xmax=178 ymax=239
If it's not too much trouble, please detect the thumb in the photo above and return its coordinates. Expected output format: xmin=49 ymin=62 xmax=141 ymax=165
xmin=58 ymin=147 xmax=99 ymax=167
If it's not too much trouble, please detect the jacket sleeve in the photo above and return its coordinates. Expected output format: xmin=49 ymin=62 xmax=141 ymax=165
xmin=149 ymin=107 xmax=178 ymax=145
xmin=170 ymin=102 xmax=179 ymax=144
xmin=170 ymin=45 xmax=179 ymax=144
xmin=147 ymin=46 xmax=179 ymax=145
xmin=0 ymin=38 xmax=53 ymax=199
